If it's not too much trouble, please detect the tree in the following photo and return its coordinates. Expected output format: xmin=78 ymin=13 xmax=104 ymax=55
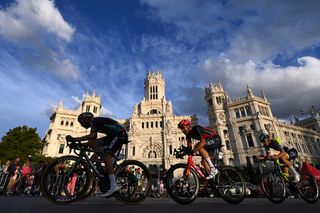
xmin=0 ymin=126 xmax=44 ymax=163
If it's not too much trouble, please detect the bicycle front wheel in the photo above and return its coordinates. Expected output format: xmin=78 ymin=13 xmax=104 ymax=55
xmin=297 ymin=172 xmax=319 ymax=203
xmin=113 ymin=160 xmax=152 ymax=204
xmin=216 ymin=166 xmax=245 ymax=204
xmin=165 ymin=163 xmax=200 ymax=204
xmin=260 ymin=173 xmax=287 ymax=204
xmin=40 ymin=156 xmax=92 ymax=205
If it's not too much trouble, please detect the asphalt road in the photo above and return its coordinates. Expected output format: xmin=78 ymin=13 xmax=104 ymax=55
xmin=0 ymin=197 xmax=319 ymax=213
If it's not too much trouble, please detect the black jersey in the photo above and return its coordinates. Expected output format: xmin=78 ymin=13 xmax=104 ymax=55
xmin=186 ymin=125 xmax=218 ymax=141
xmin=266 ymin=137 xmax=283 ymax=152
xmin=90 ymin=117 xmax=125 ymax=137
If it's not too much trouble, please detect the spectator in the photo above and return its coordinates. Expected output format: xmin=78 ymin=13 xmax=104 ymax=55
xmin=31 ymin=161 xmax=46 ymax=196
xmin=2 ymin=160 xmax=10 ymax=173
xmin=0 ymin=160 xmax=3 ymax=173
xmin=6 ymin=158 xmax=21 ymax=195
xmin=18 ymin=161 xmax=33 ymax=193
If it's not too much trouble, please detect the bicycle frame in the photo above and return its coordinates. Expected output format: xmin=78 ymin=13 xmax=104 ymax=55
xmin=65 ymin=145 xmax=121 ymax=180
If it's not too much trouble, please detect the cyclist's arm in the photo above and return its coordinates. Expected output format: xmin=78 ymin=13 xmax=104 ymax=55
xmin=72 ymin=129 xmax=97 ymax=142
xmin=271 ymin=149 xmax=287 ymax=160
xmin=193 ymin=138 xmax=206 ymax=153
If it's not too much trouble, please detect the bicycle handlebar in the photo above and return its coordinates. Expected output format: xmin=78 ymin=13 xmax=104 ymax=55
xmin=66 ymin=140 xmax=95 ymax=155
xmin=173 ymin=145 xmax=192 ymax=159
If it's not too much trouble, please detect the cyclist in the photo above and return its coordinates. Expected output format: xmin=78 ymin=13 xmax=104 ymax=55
xmin=66 ymin=112 xmax=128 ymax=197
xmin=258 ymin=133 xmax=300 ymax=182
xmin=178 ymin=119 xmax=221 ymax=179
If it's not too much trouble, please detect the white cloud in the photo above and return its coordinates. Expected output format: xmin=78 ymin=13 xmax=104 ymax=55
xmin=0 ymin=0 xmax=79 ymax=79
xmin=0 ymin=0 xmax=74 ymax=43
xmin=100 ymin=107 xmax=114 ymax=118
xmin=71 ymin=96 xmax=82 ymax=105
xmin=199 ymin=56 xmax=320 ymax=117
xmin=142 ymin=0 xmax=320 ymax=61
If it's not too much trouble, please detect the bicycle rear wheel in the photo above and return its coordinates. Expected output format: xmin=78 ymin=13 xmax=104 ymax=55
xmin=297 ymin=172 xmax=319 ymax=203
xmin=40 ymin=156 xmax=92 ymax=205
xmin=165 ymin=163 xmax=200 ymax=204
xmin=260 ymin=173 xmax=287 ymax=204
xmin=216 ymin=166 xmax=245 ymax=204
xmin=113 ymin=160 xmax=151 ymax=204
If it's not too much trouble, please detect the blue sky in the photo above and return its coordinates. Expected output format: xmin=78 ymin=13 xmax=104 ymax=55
xmin=1 ymin=0 xmax=320 ymax=138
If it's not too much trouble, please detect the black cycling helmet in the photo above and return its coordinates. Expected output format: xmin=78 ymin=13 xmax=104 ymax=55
xmin=258 ymin=133 xmax=269 ymax=142
xmin=78 ymin=112 xmax=94 ymax=122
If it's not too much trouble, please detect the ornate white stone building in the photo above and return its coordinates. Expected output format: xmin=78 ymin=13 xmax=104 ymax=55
xmin=42 ymin=91 xmax=101 ymax=157
xmin=119 ymin=71 xmax=198 ymax=170
xmin=204 ymin=82 xmax=320 ymax=166
xmin=42 ymin=71 xmax=198 ymax=170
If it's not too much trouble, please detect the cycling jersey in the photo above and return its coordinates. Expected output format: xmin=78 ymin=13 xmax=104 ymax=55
xmin=186 ymin=125 xmax=221 ymax=153
xmin=90 ymin=117 xmax=128 ymax=154
xmin=90 ymin=117 xmax=125 ymax=137
xmin=266 ymin=137 xmax=283 ymax=152
xmin=186 ymin=125 xmax=218 ymax=141
xmin=266 ymin=137 xmax=298 ymax=160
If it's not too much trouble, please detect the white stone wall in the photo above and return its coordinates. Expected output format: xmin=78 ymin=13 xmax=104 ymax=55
xmin=205 ymin=83 xmax=320 ymax=166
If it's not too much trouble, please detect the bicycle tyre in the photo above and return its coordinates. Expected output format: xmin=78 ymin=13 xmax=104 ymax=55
xmin=40 ymin=156 xmax=92 ymax=205
xmin=216 ymin=166 xmax=245 ymax=204
xmin=76 ymin=177 xmax=97 ymax=202
xmin=260 ymin=173 xmax=287 ymax=204
xmin=113 ymin=160 xmax=151 ymax=204
xmin=297 ymin=172 xmax=319 ymax=203
xmin=165 ymin=163 xmax=200 ymax=204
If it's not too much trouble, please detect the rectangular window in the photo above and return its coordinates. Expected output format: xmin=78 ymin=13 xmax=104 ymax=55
xmin=151 ymin=122 xmax=153 ymax=128
xmin=142 ymin=122 xmax=144 ymax=128
xmin=132 ymin=146 xmax=135 ymax=156
xmin=160 ymin=121 xmax=163 ymax=128
xmin=240 ymin=107 xmax=246 ymax=117
xmin=223 ymin=130 xmax=228 ymax=139
xmin=245 ymin=106 xmax=252 ymax=116
xmin=93 ymin=106 xmax=97 ymax=113
xmin=246 ymin=134 xmax=254 ymax=147
xmin=208 ymin=98 xmax=213 ymax=106
xmin=226 ymin=140 xmax=231 ymax=150
xmin=235 ymin=109 xmax=241 ymax=118
xmin=146 ymin=122 xmax=149 ymax=128
xmin=155 ymin=121 xmax=158 ymax=128
xmin=58 ymin=144 xmax=64 ymax=154
xmin=86 ymin=105 xmax=90 ymax=112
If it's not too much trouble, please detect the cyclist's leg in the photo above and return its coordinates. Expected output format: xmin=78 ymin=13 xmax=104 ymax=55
xmin=100 ymin=136 xmax=123 ymax=197
xmin=280 ymin=153 xmax=300 ymax=181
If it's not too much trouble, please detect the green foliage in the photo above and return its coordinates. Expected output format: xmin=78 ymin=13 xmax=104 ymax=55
xmin=0 ymin=126 xmax=44 ymax=163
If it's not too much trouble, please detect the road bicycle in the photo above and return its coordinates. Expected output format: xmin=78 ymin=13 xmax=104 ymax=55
xmin=40 ymin=140 xmax=151 ymax=205
xmin=165 ymin=142 xmax=245 ymax=204
xmin=258 ymin=159 xmax=319 ymax=203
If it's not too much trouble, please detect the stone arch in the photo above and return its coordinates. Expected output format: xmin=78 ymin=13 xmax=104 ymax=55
xmin=147 ymin=108 xmax=162 ymax=115
xmin=142 ymin=143 xmax=162 ymax=159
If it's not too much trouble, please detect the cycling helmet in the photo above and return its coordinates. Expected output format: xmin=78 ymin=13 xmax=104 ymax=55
xmin=78 ymin=112 xmax=94 ymax=122
xmin=258 ymin=133 xmax=269 ymax=142
xmin=178 ymin=119 xmax=191 ymax=129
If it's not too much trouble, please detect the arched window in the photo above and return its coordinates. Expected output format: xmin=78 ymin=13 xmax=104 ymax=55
xmin=150 ymin=109 xmax=158 ymax=114
xmin=148 ymin=151 xmax=157 ymax=158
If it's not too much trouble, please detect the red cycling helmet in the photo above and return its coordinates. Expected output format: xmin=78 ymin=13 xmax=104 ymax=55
xmin=178 ymin=119 xmax=191 ymax=129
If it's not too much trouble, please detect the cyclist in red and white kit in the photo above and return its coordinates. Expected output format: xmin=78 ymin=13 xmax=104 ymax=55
xmin=178 ymin=119 xmax=221 ymax=179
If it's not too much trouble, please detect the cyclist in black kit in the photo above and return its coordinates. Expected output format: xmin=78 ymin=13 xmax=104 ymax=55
xmin=66 ymin=112 xmax=128 ymax=197
xmin=178 ymin=119 xmax=222 ymax=180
